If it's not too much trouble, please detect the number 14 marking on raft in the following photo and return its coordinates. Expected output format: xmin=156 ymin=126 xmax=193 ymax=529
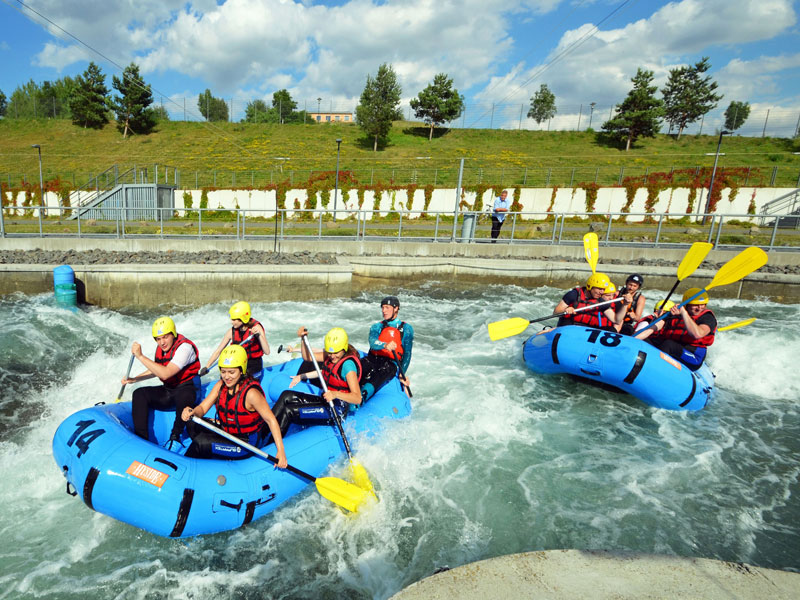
xmin=67 ymin=419 xmax=106 ymax=458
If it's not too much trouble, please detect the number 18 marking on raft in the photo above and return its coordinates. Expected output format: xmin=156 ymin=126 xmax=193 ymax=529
xmin=66 ymin=419 xmax=106 ymax=458
xmin=584 ymin=329 xmax=622 ymax=347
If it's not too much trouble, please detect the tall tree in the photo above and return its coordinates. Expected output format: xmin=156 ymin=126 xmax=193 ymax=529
xmin=198 ymin=89 xmax=229 ymax=122
xmin=153 ymin=104 xmax=170 ymax=121
xmin=602 ymin=68 xmax=663 ymax=151
xmin=356 ymin=63 xmax=403 ymax=151
xmin=410 ymin=73 xmax=465 ymax=140
xmin=661 ymin=57 xmax=722 ymax=139
xmin=69 ymin=63 xmax=109 ymax=129
xmin=244 ymin=99 xmax=272 ymax=123
xmin=724 ymin=100 xmax=750 ymax=132
xmin=272 ymin=89 xmax=297 ymax=123
xmin=110 ymin=63 xmax=157 ymax=137
xmin=527 ymin=83 xmax=557 ymax=125
xmin=0 ymin=89 xmax=6 ymax=117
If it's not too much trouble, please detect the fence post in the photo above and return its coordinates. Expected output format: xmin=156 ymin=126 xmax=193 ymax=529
xmin=546 ymin=168 xmax=551 ymax=187
xmin=762 ymin=109 xmax=770 ymax=137
xmin=523 ymin=167 xmax=528 ymax=185
xmin=594 ymin=167 xmax=599 ymax=183
xmin=618 ymin=167 xmax=624 ymax=185
xmin=770 ymin=166 xmax=778 ymax=186
xmin=570 ymin=168 xmax=575 ymax=187
xmin=654 ymin=213 xmax=663 ymax=247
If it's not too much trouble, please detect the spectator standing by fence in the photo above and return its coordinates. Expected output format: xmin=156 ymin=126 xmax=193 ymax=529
xmin=491 ymin=190 xmax=510 ymax=243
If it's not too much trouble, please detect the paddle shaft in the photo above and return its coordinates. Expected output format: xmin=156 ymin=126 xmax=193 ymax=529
xmin=535 ymin=296 xmax=623 ymax=325
xmin=300 ymin=334 xmax=355 ymax=459
xmin=191 ymin=416 xmax=316 ymax=483
xmin=116 ymin=354 xmax=136 ymax=400
xmin=392 ymin=350 xmax=413 ymax=398
xmin=637 ymin=287 xmax=708 ymax=335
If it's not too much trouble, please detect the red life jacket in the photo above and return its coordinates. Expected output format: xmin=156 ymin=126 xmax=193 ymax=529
xmin=155 ymin=334 xmax=200 ymax=388
xmin=322 ymin=352 xmax=362 ymax=392
xmin=569 ymin=287 xmax=613 ymax=329
xmin=216 ymin=377 xmax=265 ymax=436
xmin=658 ymin=308 xmax=716 ymax=348
xmin=369 ymin=325 xmax=404 ymax=360
xmin=231 ymin=319 xmax=264 ymax=360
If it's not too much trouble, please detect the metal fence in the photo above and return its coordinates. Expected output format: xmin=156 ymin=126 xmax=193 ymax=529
xmin=2 ymin=205 xmax=798 ymax=252
xmin=5 ymin=162 xmax=800 ymax=191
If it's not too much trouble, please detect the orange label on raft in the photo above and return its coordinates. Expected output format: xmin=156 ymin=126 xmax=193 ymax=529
xmin=659 ymin=352 xmax=683 ymax=370
xmin=126 ymin=461 xmax=169 ymax=488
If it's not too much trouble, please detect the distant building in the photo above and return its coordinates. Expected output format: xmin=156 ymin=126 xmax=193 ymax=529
xmin=309 ymin=112 xmax=354 ymax=123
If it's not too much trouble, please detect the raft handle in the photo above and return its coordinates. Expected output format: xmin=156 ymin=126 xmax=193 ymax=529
xmin=154 ymin=457 xmax=178 ymax=471
xmin=580 ymin=368 xmax=601 ymax=376
xmin=220 ymin=499 xmax=243 ymax=511
xmin=62 ymin=466 xmax=77 ymax=497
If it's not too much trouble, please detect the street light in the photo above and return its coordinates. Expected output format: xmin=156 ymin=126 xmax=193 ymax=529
xmin=333 ymin=138 xmax=342 ymax=222
xmin=31 ymin=144 xmax=44 ymax=229
xmin=588 ymin=102 xmax=596 ymax=130
xmin=317 ymin=97 xmax=321 ymax=114
xmin=702 ymin=130 xmax=731 ymax=223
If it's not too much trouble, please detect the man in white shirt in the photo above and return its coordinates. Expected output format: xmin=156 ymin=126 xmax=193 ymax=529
xmin=491 ymin=190 xmax=510 ymax=243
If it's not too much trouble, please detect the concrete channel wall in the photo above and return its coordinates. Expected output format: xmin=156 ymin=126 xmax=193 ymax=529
xmin=2 ymin=237 xmax=799 ymax=307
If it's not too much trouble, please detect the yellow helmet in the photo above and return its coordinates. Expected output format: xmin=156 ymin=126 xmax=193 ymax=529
xmin=229 ymin=301 xmax=252 ymax=324
xmin=682 ymin=287 xmax=709 ymax=305
xmin=324 ymin=327 xmax=349 ymax=353
xmin=152 ymin=316 xmax=176 ymax=338
xmin=654 ymin=300 xmax=675 ymax=312
xmin=218 ymin=344 xmax=248 ymax=374
xmin=586 ymin=272 xmax=611 ymax=290
xmin=604 ymin=282 xmax=617 ymax=294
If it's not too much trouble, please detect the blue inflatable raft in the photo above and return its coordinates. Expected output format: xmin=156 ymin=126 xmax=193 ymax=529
xmin=522 ymin=326 xmax=715 ymax=411
xmin=52 ymin=358 xmax=411 ymax=538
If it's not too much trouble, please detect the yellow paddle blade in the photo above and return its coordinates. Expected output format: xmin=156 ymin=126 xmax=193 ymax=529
xmin=315 ymin=476 xmax=371 ymax=513
xmin=708 ymin=247 xmax=768 ymax=290
xmin=676 ymin=242 xmax=713 ymax=280
xmin=583 ymin=232 xmax=599 ymax=274
xmin=718 ymin=318 xmax=756 ymax=332
xmin=488 ymin=317 xmax=531 ymax=341
xmin=349 ymin=459 xmax=376 ymax=497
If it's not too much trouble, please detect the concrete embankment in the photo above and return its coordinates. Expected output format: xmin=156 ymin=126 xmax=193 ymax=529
xmin=2 ymin=238 xmax=799 ymax=307
xmin=389 ymin=550 xmax=800 ymax=600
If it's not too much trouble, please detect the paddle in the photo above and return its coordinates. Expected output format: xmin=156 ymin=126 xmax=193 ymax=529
xmin=638 ymin=247 xmax=768 ymax=335
xmin=659 ymin=242 xmax=714 ymax=308
xmin=718 ymin=318 xmax=756 ymax=332
xmin=391 ymin=350 xmax=413 ymax=398
xmin=488 ymin=297 xmax=623 ymax=341
xmin=583 ymin=232 xmax=599 ymax=274
xmin=200 ymin=332 xmax=258 ymax=376
xmin=115 ymin=354 xmax=135 ymax=403
xmin=190 ymin=416 xmax=369 ymax=512
xmin=300 ymin=334 xmax=375 ymax=495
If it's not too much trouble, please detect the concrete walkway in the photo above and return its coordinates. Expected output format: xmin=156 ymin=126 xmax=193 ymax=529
xmin=390 ymin=550 xmax=800 ymax=599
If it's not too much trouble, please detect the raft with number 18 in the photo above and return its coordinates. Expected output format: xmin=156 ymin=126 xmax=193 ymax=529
xmin=522 ymin=325 xmax=715 ymax=411
xmin=52 ymin=357 xmax=411 ymax=538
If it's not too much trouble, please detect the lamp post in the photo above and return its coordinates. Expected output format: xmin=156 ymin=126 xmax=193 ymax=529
xmin=317 ymin=97 xmax=321 ymax=115
xmin=702 ymin=130 xmax=730 ymax=223
xmin=588 ymin=102 xmax=596 ymax=130
xmin=31 ymin=144 xmax=44 ymax=230
xmin=333 ymin=138 xmax=342 ymax=222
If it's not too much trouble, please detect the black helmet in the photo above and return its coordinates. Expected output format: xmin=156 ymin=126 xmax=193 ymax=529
xmin=381 ymin=296 xmax=400 ymax=308
xmin=626 ymin=274 xmax=644 ymax=287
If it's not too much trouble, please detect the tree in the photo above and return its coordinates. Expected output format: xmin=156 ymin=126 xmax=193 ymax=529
xmin=243 ymin=99 xmax=272 ymax=123
xmin=356 ymin=63 xmax=403 ymax=151
xmin=110 ymin=62 xmax=157 ymax=137
xmin=527 ymin=83 xmax=557 ymax=125
xmin=272 ymin=89 xmax=297 ymax=123
xmin=661 ymin=57 xmax=722 ymax=139
xmin=198 ymin=89 xmax=229 ymax=122
xmin=153 ymin=104 xmax=170 ymax=121
xmin=602 ymin=68 xmax=663 ymax=151
xmin=410 ymin=73 xmax=465 ymax=140
xmin=69 ymin=63 xmax=109 ymax=129
xmin=0 ymin=89 xmax=6 ymax=117
xmin=724 ymin=100 xmax=750 ymax=132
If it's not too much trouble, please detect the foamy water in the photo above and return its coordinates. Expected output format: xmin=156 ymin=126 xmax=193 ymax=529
xmin=1 ymin=285 xmax=798 ymax=599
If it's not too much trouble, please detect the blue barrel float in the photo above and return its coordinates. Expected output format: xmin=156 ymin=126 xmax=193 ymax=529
xmin=53 ymin=265 xmax=78 ymax=308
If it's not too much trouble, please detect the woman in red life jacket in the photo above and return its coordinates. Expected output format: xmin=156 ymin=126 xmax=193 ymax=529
xmin=124 ymin=316 xmax=201 ymax=448
xmin=181 ymin=345 xmax=287 ymax=466
xmin=633 ymin=300 xmax=674 ymax=338
xmin=619 ymin=274 xmax=647 ymax=336
xmin=269 ymin=326 xmax=363 ymax=438
xmin=637 ymin=288 xmax=717 ymax=370
xmin=202 ymin=301 xmax=269 ymax=378
xmin=553 ymin=273 xmax=626 ymax=330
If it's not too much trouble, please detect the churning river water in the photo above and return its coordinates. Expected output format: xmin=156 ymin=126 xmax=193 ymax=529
xmin=1 ymin=283 xmax=799 ymax=599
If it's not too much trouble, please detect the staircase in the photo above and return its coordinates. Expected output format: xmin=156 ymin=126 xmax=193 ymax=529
xmin=757 ymin=188 xmax=800 ymax=229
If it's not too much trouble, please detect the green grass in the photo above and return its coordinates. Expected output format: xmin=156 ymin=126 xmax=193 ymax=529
xmin=1 ymin=118 xmax=799 ymax=189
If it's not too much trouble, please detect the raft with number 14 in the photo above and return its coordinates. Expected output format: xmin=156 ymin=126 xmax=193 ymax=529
xmin=52 ymin=357 xmax=411 ymax=538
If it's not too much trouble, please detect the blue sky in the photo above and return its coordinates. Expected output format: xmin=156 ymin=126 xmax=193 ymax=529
xmin=1 ymin=0 xmax=799 ymax=135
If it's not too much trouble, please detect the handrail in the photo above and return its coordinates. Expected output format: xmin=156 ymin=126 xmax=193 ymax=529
xmin=758 ymin=188 xmax=800 ymax=216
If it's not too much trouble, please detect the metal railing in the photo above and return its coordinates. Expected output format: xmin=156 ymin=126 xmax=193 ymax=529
xmin=2 ymin=205 xmax=799 ymax=251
